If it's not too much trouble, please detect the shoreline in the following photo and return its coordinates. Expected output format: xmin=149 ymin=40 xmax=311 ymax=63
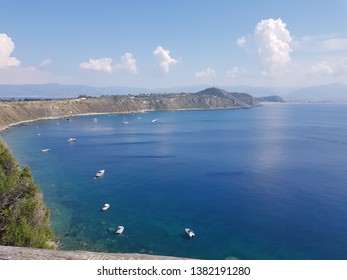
xmin=0 ymin=110 xmax=199 ymax=260
xmin=0 ymin=94 xmax=261 ymax=259
xmin=0 ymin=106 xmax=258 ymax=133
xmin=0 ymin=111 xmax=140 ymax=133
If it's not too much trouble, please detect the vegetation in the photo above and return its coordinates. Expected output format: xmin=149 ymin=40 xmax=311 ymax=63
xmin=0 ymin=141 xmax=55 ymax=249
xmin=0 ymin=87 xmax=260 ymax=131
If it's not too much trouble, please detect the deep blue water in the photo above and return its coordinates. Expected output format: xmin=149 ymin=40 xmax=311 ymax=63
xmin=2 ymin=104 xmax=347 ymax=260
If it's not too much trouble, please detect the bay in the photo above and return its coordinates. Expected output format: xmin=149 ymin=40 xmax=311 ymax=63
xmin=2 ymin=103 xmax=347 ymax=259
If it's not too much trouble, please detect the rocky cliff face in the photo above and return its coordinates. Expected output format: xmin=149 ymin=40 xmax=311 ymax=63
xmin=0 ymin=88 xmax=260 ymax=130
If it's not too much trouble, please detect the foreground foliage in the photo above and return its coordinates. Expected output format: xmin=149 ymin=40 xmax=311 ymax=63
xmin=0 ymin=141 xmax=55 ymax=249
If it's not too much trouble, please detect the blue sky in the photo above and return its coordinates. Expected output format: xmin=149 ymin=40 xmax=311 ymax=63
xmin=1 ymin=0 xmax=347 ymax=89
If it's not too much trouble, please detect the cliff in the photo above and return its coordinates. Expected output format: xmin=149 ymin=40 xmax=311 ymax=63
xmin=0 ymin=88 xmax=260 ymax=130
xmin=0 ymin=141 xmax=55 ymax=249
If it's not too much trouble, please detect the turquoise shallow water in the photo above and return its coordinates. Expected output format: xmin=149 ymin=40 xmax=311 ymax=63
xmin=2 ymin=104 xmax=347 ymax=259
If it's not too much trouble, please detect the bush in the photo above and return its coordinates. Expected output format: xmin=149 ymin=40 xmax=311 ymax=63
xmin=0 ymin=141 xmax=55 ymax=249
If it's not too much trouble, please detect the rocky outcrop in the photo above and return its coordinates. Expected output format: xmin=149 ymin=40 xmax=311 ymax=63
xmin=0 ymin=245 xmax=191 ymax=260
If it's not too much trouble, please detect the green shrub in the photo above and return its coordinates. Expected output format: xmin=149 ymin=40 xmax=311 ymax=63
xmin=0 ymin=141 xmax=55 ymax=249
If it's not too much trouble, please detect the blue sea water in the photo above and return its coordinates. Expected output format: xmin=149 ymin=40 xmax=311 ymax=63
xmin=2 ymin=103 xmax=347 ymax=260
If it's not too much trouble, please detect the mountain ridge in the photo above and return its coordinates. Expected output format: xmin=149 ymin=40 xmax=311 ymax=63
xmin=1 ymin=83 xmax=346 ymax=101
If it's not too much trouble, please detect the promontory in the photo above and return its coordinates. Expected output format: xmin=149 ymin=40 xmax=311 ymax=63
xmin=0 ymin=88 xmax=260 ymax=131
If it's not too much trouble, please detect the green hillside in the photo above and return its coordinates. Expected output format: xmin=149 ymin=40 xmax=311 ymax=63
xmin=0 ymin=141 xmax=55 ymax=249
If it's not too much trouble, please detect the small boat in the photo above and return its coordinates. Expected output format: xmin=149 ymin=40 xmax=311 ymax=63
xmin=95 ymin=170 xmax=105 ymax=177
xmin=41 ymin=148 xmax=50 ymax=152
xmin=67 ymin=138 xmax=77 ymax=142
xmin=116 ymin=226 xmax=124 ymax=235
xmin=151 ymin=118 xmax=158 ymax=123
xmin=122 ymin=116 xmax=129 ymax=124
xmin=185 ymin=228 xmax=195 ymax=238
xmin=101 ymin=203 xmax=110 ymax=211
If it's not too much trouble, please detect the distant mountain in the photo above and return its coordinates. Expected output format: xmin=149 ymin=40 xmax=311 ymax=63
xmin=0 ymin=83 xmax=209 ymax=99
xmin=284 ymin=83 xmax=347 ymax=101
xmin=257 ymin=95 xmax=285 ymax=103
xmin=1 ymin=83 xmax=347 ymax=101
xmin=0 ymin=83 xmax=147 ymax=99
xmin=195 ymin=87 xmax=259 ymax=107
xmin=222 ymin=86 xmax=298 ymax=98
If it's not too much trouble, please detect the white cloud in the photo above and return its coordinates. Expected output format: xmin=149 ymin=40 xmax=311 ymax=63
xmin=308 ymin=58 xmax=347 ymax=77
xmin=0 ymin=33 xmax=21 ymax=68
xmin=293 ymin=35 xmax=347 ymax=52
xmin=115 ymin=52 xmax=138 ymax=74
xmin=237 ymin=18 xmax=293 ymax=77
xmin=309 ymin=61 xmax=333 ymax=76
xmin=226 ymin=67 xmax=246 ymax=78
xmin=195 ymin=68 xmax=216 ymax=78
xmin=40 ymin=58 xmax=52 ymax=68
xmin=336 ymin=58 xmax=347 ymax=74
xmin=318 ymin=38 xmax=347 ymax=52
xmin=80 ymin=57 xmax=112 ymax=73
xmin=0 ymin=66 xmax=70 ymax=84
xmin=236 ymin=36 xmax=247 ymax=48
xmin=153 ymin=46 xmax=179 ymax=73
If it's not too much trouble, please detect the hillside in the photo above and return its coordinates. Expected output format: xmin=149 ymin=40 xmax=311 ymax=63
xmin=257 ymin=95 xmax=285 ymax=103
xmin=0 ymin=141 xmax=55 ymax=249
xmin=2 ymin=83 xmax=347 ymax=101
xmin=0 ymin=88 xmax=260 ymax=130
xmin=283 ymin=83 xmax=347 ymax=101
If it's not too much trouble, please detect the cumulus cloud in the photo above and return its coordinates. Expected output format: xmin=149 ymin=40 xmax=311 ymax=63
xmin=115 ymin=52 xmax=138 ymax=74
xmin=226 ymin=67 xmax=246 ymax=78
xmin=237 ymin=18 xmax=293 ymax=77
xmin=195 ymin=68 xmax=216 ymax=78
xmin=0 ymin=33 xmax=21 ymax=68
xmin=153 ymin=46 xmax=179 ymax=73
xmin=308 ymin=58 xmax=347 ymax=77
xmin=236 ymin=36 xmax=247 ymax=48
xmin=309 ymin=61 xmax=333 ymax=76
xmin=40 ymin=58 xmax=52 ymax=68
xmin=80 ymin=57 xmax=112 ymax=73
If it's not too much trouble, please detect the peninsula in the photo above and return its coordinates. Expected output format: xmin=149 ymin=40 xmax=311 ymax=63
xmin=0 ymin=88 xmax=260 ymax=131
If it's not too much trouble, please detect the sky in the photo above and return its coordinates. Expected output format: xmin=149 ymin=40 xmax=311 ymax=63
xmin=1 ymin=0 xmax=347 ymax=89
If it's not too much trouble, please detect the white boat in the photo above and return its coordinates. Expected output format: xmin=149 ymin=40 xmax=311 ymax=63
xmin=41 ymin=148 xmax=50 ymax=152
xmin=151 ymin=118 xmax=158 ymax=123
xmin=67 ymin=138 xmax=77 ymax=142
xmin=101 ymin=203 xmax=110 ymax=211
xmin=116 ymin=226 xmax=124 ymax=234
xmin=185 ymin=228 xmax=195 ymax=238
xmin=95 ymin=169 xmax=105 ymax=177
xmin=122 ymin=116 xmax=129 ymax=124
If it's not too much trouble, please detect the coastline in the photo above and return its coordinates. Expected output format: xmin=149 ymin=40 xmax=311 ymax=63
xmin=0 ymin=94 xmax=260 ymax=259
xmin=0 ymin=113 xmax=197 ymax=260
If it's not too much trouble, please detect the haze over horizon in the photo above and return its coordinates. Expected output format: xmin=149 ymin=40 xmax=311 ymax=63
xmin=1 ymin=0 xmax=347 ymax=94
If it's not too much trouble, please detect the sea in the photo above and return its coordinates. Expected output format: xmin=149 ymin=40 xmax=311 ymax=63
xmin=1 ymin=103 xmax=347 ymax=260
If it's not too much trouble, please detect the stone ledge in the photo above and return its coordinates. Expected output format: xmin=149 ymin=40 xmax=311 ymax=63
xmin=0 ymin=246 xmax=191 ymax=260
